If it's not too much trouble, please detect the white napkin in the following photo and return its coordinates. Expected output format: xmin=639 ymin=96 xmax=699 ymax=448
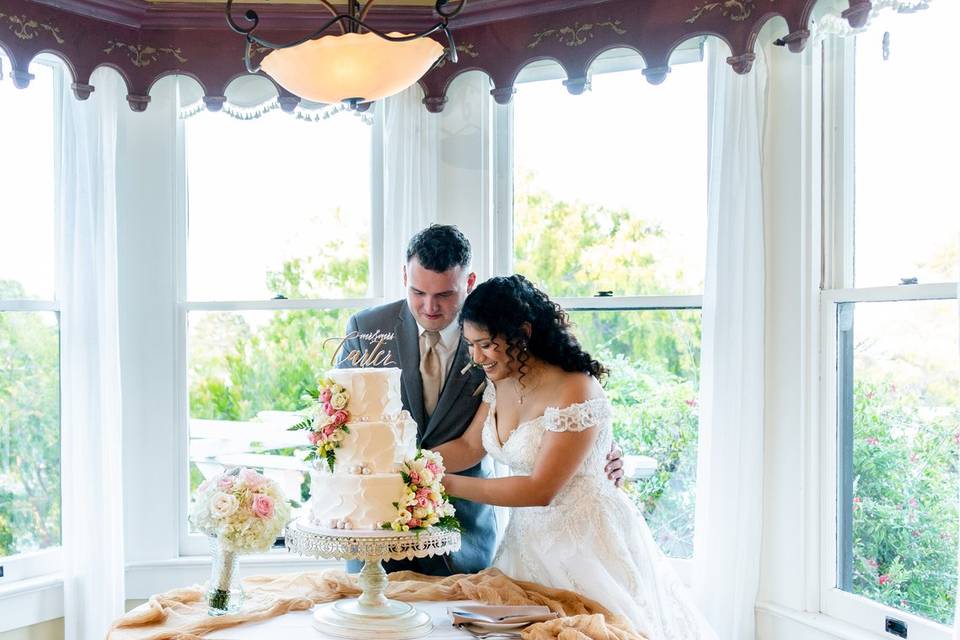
xmin=448 ymin=604 xmax=560 ymax=626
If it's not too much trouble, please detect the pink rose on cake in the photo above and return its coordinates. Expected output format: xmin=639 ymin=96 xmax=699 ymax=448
xmin=385 ymin=450 xmax=461 ymax=533
xmin=290 ymin=377 xmax=353 ymax=473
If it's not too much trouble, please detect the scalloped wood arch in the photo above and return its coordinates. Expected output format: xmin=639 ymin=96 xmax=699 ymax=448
xmin=0 ymin=0 xmax=870 ymax=113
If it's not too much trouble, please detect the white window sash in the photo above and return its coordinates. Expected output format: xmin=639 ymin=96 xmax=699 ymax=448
xmin=176 ymin=110 xmax=387 ymax=557
xmin=0 ymin=55 xmax=63 ymax=587
xmin=819 ymin=27 xmax=959 ymax=639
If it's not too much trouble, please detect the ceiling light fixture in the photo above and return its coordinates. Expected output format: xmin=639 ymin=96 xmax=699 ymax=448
xmin=225 ymin=0 xmax=467 ymax=107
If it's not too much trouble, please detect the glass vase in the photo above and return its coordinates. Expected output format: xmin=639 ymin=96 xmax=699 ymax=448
xmin=207 ymin=536 xmax=243 ymax=615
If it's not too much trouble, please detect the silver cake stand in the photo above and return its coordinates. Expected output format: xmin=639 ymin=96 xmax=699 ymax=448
xmin=285 ymin=517 xmax=461 ymax=639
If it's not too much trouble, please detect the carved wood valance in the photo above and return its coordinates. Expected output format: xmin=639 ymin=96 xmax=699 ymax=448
xmin=0 ymin=0 xmax=871 ymax=112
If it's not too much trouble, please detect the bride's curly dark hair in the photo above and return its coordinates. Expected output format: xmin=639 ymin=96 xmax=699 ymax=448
xmin=460 ymin=275 xmax=607 ymax=387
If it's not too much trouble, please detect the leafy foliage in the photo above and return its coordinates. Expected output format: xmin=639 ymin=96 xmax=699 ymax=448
xmin=0 ymin=280 xmax=61 ymax=556
xmin=850 ymin=380 xmax=959 ymax=624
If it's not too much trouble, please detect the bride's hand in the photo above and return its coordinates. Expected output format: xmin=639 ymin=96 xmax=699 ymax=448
xmin=441 ymin=473 xmax=463 ymax=498
xmin=605 ymin=441 xmax=625 ymax=488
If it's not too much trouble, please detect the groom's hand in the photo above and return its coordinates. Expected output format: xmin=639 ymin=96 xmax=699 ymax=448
xmin=605 ymin=442 xmax=624 ymax=488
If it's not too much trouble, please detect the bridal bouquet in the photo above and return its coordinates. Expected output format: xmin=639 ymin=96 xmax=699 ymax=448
xmin=189 ymin=467 xmax=292 ymax=614
xmin=290 ymin=377 xmax=351 ymax=472
xmin=384 ymin=450 xmax=460 ymax=533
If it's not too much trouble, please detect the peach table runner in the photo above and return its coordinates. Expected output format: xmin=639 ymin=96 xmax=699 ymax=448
xmin=108 ymin=568 xmax=646 ymax=640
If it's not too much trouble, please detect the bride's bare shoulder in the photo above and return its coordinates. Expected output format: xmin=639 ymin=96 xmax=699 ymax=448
xmin=555 ymin=371 xmax=605 ymax=407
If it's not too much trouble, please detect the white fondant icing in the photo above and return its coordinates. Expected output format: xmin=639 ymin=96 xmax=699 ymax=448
xmin=327 ymin=368 xmax=402 ymax=418
xmin=307 ymin=367 xmax=426 ymax=531
xmin=333 ymin=418 xmax=417 ymax=474
xmin=309 ymin=472 xmax=408 ymax=531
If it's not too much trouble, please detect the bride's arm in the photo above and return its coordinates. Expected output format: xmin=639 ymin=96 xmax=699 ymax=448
xmin=430 ymin=401 xmax=489 ymax=473
xmin=441 ymin=425 xmax=599 ymax=507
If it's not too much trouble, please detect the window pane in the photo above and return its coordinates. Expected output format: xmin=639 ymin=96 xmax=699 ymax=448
xmin=0 ymin=59 xmax=55 ymax=300
xmin=187 ymin=308 xmax=361 ymax=528
xmin=186 ymin=111 xmax=372 ymax=301
xmin=571 ymin=308 xmax=701 ymax=558
xmin=514 ymin=60 xmax=707 ymax=297
xmin=0 ymin=311 xmax=61 ymax=556
xmin=853 ymin=4 xmax=960 ymax=286
xmin=837 ymin=299 xmax=959 ymax=624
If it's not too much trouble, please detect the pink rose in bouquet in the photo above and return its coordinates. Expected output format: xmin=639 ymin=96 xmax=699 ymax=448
xmin=252 ymin=494 xmax=275 ymax=519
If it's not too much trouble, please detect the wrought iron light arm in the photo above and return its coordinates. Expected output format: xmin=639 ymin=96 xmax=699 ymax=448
xmin=225 ymin=0 xmax=467 ymax=74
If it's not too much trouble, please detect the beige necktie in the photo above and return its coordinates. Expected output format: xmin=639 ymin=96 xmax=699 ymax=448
xmin=420 ymin=330 xmax=442 ymax=417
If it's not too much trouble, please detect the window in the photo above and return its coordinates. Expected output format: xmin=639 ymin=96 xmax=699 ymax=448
xmin=0 ymin=55 xmax=62 ymax=581
xmin=822 ymin=4 xmax=960 ymax=636
xmin=509 ymin=47 xmax=707 ymax=558
xmin=181 ymin=106 xmax=380 ymax=553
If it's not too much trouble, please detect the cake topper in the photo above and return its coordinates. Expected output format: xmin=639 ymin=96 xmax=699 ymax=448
xmin=325 ymin=329 xmax=397 ymax=368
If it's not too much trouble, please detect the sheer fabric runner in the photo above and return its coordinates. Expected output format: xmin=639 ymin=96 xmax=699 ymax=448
xmin=108 ymin=568 xmax=645 ymax=640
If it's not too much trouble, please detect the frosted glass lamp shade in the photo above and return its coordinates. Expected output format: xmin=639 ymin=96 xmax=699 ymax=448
xmin=260 ymin=31 xmax=444 ymax=104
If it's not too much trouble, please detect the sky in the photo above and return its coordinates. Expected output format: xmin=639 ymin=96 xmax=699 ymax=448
xmin=0 ymin=61 xmax=55 ymax=300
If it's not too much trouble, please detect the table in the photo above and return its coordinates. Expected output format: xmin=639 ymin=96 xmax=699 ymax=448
xmin=204 ymin=600 xmax=478 ymax=640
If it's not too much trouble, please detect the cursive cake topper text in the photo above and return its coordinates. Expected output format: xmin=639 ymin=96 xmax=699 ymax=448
xmin=325 ymin=329 xmax=397 ymax=368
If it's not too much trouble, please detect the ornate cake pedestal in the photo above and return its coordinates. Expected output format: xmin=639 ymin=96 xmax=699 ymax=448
xmin=285 ymin=518 xmax=461 ymax=640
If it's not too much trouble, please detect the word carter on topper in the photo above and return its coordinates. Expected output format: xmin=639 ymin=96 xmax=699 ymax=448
xmin=325 ymin=329 xmax=397 ymax=368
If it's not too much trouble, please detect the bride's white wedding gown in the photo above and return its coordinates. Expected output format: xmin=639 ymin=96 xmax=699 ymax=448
xmin=481 ymin=384 xmax=718 ymax=640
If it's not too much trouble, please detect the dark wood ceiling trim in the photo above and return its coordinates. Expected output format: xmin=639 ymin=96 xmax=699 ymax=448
xmin=0 ymin=0 xmax=858 ymax=113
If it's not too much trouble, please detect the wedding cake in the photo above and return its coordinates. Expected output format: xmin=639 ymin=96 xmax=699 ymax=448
xmin=301 ymin=367 xmax=456 ymax=532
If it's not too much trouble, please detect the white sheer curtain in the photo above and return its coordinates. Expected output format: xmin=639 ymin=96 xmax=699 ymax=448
xmin=692 ymin=39 xmax=768 ymax=640
xmin=56 ymin=66 xmax=126 ymax=639
xmin=378 ymin=85 xmax=439 ymax=299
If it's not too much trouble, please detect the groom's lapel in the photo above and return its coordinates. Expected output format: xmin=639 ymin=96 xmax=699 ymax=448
xmin=396 ymin=306 xmax=427 ymax=435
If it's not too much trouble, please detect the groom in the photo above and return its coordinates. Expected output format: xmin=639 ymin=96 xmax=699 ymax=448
xmin=339 ymin=224 xmax=623 ymax=575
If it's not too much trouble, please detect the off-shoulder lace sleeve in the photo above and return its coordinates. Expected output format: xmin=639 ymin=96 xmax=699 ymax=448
xmin=543 ymin=398 xmax=612 ymax=433
xmin=482 ymin=381 xmax=496 ymax=405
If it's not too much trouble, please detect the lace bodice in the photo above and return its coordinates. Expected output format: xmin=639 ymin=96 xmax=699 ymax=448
xmin=480 ymin=382 xmax=613 ymax=490
xmin=480 ymin=382 xmax=613 ymax=476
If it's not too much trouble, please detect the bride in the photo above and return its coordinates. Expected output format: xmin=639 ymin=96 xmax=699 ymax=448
xmin=433 ymin=275 xmax=717 ymax=640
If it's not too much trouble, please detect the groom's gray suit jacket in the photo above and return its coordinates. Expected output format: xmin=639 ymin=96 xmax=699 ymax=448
xmin=338 ymin=299 xmax=496 ymax=576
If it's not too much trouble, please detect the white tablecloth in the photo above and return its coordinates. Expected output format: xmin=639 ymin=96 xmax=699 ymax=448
xmin=205 ymin=600 xmax=478 ymax=639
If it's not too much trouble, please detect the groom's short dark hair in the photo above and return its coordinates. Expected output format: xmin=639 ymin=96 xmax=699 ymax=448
xmin=406 ymin=224 xmax=472 ymax=273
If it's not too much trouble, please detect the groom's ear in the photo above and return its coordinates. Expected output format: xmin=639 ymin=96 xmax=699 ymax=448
xmin=466 ymin=271 xmax=477 ymax=292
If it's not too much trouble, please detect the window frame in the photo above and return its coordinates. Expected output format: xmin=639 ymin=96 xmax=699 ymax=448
xmin=498 ymin=52 xmax=707 ymax=570
xmin=175 ymin=108 xmax=386 ymax=557
xmin=818 ymin=33 xmax=960 ymax=640
xmin=0 ymin=55 xmax=63 ymax=587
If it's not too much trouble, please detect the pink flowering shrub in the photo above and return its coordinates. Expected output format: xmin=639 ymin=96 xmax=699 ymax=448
xmin=850 ymin=381 xmax=958 ymax=625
